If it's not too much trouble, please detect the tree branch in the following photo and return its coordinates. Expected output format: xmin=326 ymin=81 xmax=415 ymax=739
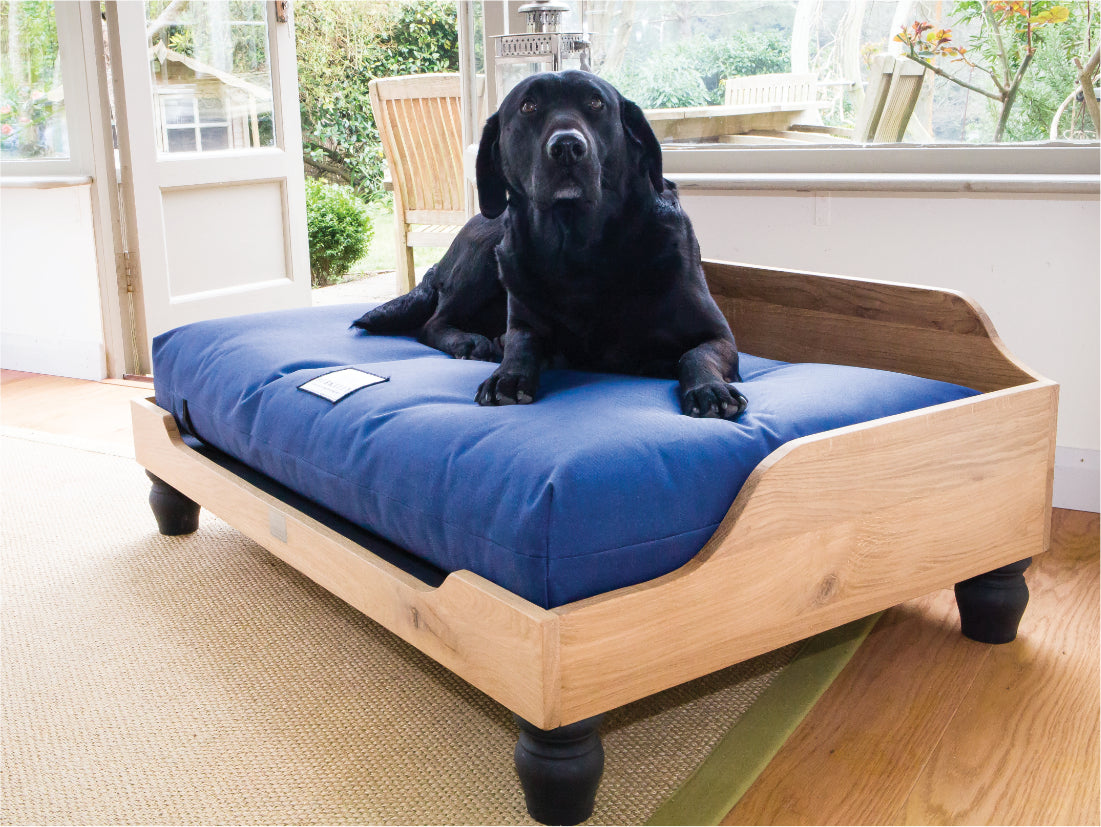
xmin=981 ymin=1 xmax=1012 ymax=89
xmin=302 ymin=151 xmax=352 ymax=184
xmin=902 ymin=51 xmax=1002 ymax=101
xmin=994 ymin=48 xmax=1035 ymax=140
xmin=146 ymin=0 xmax=187 ymax=42
xmin=1075 ymin=45 xmax=1100 ymax=133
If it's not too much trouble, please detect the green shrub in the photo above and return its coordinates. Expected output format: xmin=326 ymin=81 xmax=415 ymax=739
xmin=305 ymin=178 xmax=372 ymax=287
xmin=605 ymin=31 xmax=790 ymax=110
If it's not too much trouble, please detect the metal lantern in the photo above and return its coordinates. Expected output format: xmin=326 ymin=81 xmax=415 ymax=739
xmin=492 ymin=0 xmax=591 ymax=102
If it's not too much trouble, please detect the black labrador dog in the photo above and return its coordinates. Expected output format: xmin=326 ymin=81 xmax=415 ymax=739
xmin=353 ymin=70 xmax=746 ymax=419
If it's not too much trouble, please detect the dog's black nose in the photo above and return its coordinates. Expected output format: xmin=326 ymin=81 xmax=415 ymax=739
xmin=546 ymin=129 xmax=588 ymax=165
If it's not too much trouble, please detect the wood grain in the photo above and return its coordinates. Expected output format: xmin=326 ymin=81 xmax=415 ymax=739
xmin=131 ymin=397 xmax=561 ymax=728
xmin=723 ymin=589 xmax=995 ymax=825
xmin=552 ymin=381 xmax=1056 ymax=724
xmin=726 ymin=509 xmax=1099 ymax=826
xmin=1 ymin=369 xmax=149 ymax=449
xmin=703 ymin=259 xmax=1039 ymax=392
xmin=367 ymin=73 xmax=469 ymax=292
xmin=899 ymin=509 xmax=1100 ymax=825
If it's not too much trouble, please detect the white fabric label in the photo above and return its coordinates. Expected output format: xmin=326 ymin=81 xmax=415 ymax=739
xmin=298 ymin=368 xmax=388 ymax=402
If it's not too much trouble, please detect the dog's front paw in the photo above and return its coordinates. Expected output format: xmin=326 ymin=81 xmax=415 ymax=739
xmin=453 ymin=334 xmax=504 ymax=363
xmin=476 ymin=370 xmax=537 ymax=406
xmin=680 ymin=383 xmax=747 ymax=420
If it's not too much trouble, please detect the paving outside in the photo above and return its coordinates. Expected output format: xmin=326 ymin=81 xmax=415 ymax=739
xmin=311 ymin=271 xmax=405 ymax=307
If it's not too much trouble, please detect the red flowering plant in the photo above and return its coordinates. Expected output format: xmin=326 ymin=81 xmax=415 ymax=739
xmin=895 ymin=0 xmax=1073 ymax=140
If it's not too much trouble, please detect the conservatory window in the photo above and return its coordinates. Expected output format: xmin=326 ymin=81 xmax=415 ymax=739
xmin=534 ymin=0 xmax=1099 ymax=146
xmin=1 ymin=1 xmax=68 ymax=161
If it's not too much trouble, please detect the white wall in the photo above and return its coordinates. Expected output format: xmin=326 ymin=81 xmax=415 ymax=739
xmin=1 ymin=184 xmax=107 ymax=380
xmin=681 ymin=189 xmax=1100 ymax=511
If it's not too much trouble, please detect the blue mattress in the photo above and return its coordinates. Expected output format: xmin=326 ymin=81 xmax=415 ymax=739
xmin=152 ymin=304 xmax=978 ymax=609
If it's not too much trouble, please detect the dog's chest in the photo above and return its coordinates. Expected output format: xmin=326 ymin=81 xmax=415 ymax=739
xmin=543 ymin=283 xmax=680 ymax=374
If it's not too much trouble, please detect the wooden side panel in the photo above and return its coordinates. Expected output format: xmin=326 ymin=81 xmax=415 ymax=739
xmin=131 ymin=398 xmax=561 ymax=728
xmin=704 ymin=259 xmax=1038 ymax=392
xmin=553 ymin=381 xmax=1058 ymax=724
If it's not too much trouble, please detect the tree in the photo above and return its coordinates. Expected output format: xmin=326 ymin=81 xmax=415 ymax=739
xmin=895 ymin=1 xmax=1076 ymax=141
xmin=295 ymin=0 xmax=458 ymax=199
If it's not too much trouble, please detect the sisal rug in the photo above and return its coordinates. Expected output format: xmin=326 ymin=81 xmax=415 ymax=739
xmin=0 ymin=433 xmax=874 ymax=825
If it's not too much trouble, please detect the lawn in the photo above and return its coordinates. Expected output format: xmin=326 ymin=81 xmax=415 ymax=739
xmin=339 ymin=199 xmax=448 ymax=283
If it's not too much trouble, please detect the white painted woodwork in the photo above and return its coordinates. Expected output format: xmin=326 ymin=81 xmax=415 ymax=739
xmin=107 ymin=1 xmax=310 ymax=367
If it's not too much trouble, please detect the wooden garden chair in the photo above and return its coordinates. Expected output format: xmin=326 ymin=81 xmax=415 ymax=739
xmin=368 ymin=73 xmax=472 ymax=294
xmin=719 ymin=56 xmax=929 ymax=145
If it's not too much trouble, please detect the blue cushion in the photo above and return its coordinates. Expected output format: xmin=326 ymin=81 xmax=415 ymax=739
xmin=152 ymin=304 xmax=978 ymax=609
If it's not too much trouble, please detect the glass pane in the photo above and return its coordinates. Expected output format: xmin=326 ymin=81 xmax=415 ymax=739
xmin=199 ymin=125 xmax=229 ymax=150
xmin=166 ymin=128 xmax=197 ymax=152
xmin=146 ymin=0 xmax=276 ymax=154
xmin=0 ymin=1 xmax=69 ymax=159
xmin=163 ymin=96 xmax=196 ymax=125
xmin=196 ymin=94 xmax=226 ymax=123
xmin=556 ymin=0 xmax=1100 ymax=146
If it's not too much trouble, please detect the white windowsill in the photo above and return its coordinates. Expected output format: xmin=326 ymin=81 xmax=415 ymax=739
xmin=0 ymin=175 xmax=94 ymax=189
xmin=667 ymin=172 xmax=1100 ymax=195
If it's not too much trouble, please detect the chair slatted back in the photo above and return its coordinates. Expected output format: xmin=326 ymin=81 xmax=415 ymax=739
xmin=724 ymin=73 xmax=818 ymax=107
xmin=368 ymin=73 xmax=466 ymax=223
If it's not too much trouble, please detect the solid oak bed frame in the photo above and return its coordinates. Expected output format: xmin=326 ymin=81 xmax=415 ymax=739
xmin=131 ymin=259 xmax=1057 ymax=825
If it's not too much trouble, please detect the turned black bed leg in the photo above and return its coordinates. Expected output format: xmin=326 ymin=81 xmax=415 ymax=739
xmin=146 ymin=472 xmax=200 ymax=536
xmin=955 ymin=558 xmax=1031 ymax=644
xmin=514 ymin=714 xmax=604 ymax=825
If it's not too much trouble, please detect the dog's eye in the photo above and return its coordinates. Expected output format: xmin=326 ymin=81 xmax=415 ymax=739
xmin=589 ymin=96 xmax=605 ymax=111
xmin=520 ymin=99 xmax=537 ymax=114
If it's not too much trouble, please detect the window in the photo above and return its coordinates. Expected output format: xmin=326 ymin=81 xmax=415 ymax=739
xmin=545 ymin=0 xmax=1099 ymax=146
xmin=146 ymin=0 xmax=276 ymax=154
xmin=475 ymin=1 xmax=1099 ymax=184
xmin=0 ymin=1 xmax=68 ymax=160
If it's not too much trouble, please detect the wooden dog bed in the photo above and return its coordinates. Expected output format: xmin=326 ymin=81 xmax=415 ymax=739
xmin=132 ymin=259 xmax=1056 ymax=824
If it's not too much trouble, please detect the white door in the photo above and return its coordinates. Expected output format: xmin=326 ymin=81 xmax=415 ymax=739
xmin=108 ymin=0 xmax=310 ymax=370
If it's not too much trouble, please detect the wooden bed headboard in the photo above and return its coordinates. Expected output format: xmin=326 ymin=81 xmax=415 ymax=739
xmin=703 ymin=259 xmax=1040 ymax=393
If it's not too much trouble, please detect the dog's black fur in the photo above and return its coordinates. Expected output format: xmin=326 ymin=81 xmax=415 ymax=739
xmin=352 ymin=213 xmax=507 ymax=361
xmin=353 ymin=70 xmax=746 ymax=419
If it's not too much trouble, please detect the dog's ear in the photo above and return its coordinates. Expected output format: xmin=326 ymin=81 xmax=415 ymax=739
xmin=619 ymin=96 xmax=664 ymax=194
xmin=475 ymin=113 xmax=507 ymax=218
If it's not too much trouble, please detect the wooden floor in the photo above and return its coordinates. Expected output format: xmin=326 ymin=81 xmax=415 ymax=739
xmin=3 ymin=369 xmax=1098 ymax=825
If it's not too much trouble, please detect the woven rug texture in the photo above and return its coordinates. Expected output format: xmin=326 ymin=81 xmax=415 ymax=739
xmin=0 ymin=435 xmax=802 ymax=825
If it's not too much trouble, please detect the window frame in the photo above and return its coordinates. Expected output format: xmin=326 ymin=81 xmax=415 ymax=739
xmin=156 ymin=88 xmax=234 ymax=154
xmin=0 ymin=1 xmax=95 ymax=179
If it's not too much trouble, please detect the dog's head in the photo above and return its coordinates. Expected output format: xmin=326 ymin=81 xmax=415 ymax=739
xmin=476 ymin=71 xmax=663 ymax=219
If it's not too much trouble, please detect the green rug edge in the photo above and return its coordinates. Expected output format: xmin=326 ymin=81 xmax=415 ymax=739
xmin=646 ymin=613 xmax=882 ymax=826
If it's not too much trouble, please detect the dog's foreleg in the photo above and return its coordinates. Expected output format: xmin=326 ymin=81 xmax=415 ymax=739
xmin=475 ymin=325 xmax=543 ymax=406
xmin=422 ymin=320 xmax=504 ymax=362
xmin=677 ymin=339 xmax=747 ymax=420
